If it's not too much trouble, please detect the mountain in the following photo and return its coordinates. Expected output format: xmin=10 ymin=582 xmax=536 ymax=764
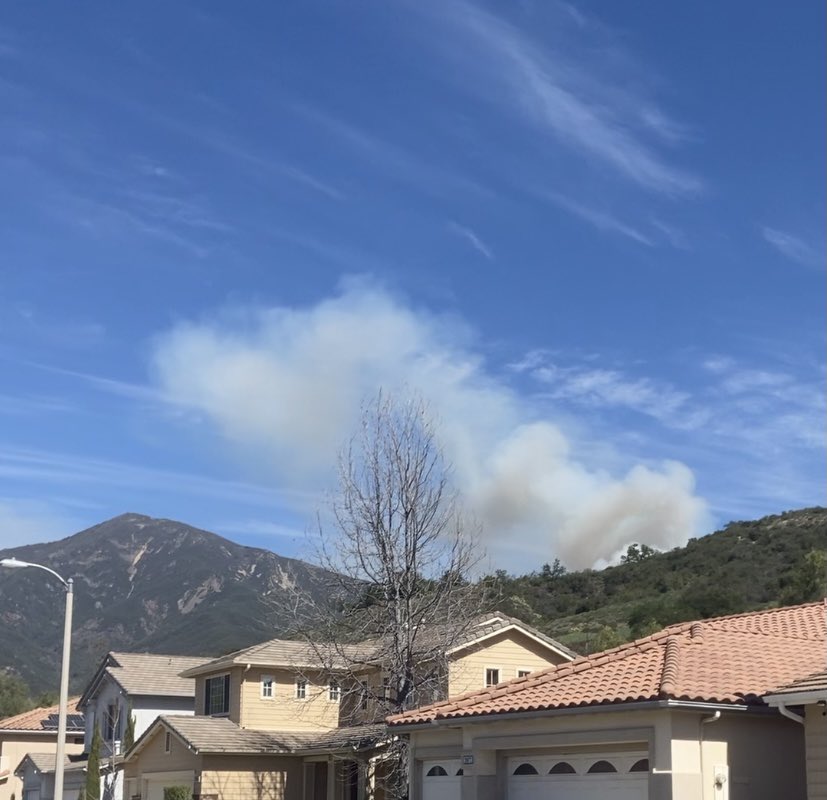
xmin=494 ymin=507 xmax=827 ymax=654
xmin=2 ymin=507 xmax=825 ymax=695
xmin=0 ymin=514 xmax=327 ymax=693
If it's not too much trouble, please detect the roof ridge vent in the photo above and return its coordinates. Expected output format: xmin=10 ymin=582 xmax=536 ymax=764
xmin=659 ymin=636 xmax=681 ymax=697
xmin=690 ymin=622 xmax=704 ymax=642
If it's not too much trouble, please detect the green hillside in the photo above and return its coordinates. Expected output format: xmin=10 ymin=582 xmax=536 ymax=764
xmin=491 ymin=507 xmax=827 ymax=654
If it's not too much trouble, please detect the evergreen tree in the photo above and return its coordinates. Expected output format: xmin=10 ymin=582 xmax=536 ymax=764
xmin=85 ymin=725 xmax=101 ymax=800
xmin=123 ymin=701 xmax=136 ymax=751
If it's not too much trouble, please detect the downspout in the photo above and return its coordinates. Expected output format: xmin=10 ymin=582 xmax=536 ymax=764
xmin=243 ymin=664 xmax=251 ymax=723
xmin=777 ymin=703 xmax=805 ymax=725
xmin=700 ymin=711 xmax=721 ymax=800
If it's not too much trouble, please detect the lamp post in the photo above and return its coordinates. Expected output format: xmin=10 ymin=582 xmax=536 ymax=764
xmin=1 ymin=558 xmax=73 ymax=800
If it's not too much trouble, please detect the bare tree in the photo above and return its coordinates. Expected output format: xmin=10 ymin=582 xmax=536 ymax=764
xmin=288 ymin=391 xmax=489 ymax=798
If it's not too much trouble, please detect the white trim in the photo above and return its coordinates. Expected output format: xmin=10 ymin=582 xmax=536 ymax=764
xmin=516 ymin=668 xmax=532 ymax=679
xmin=765 ymin=690 xmax=827 ymax=706
xmin=260 ymin=674 xmax=275 ymax=699
xmin=295 ymin=678 xmax=308 ymax=700
xmin=484 ymin=666 xmax=501 ymax=688
xmin=446 ymin=623 xmax=574 ymax=661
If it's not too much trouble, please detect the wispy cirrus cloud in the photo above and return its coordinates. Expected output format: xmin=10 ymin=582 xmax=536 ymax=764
xmin=447 ymin=221 xmax=494 ymax=260
xmin=418 ymin=0 xmax=701 ymax=196
xmin=762 ymin=227 xmax=822 ymax=268
xmin=545 ymin=192 xmax=655 ymax=246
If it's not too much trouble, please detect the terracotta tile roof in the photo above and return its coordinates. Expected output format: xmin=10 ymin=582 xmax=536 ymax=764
xmin=0 ymin=698 xmax=83 ymax=733
xmin=388 ymin=602 xmax=827 ymax=726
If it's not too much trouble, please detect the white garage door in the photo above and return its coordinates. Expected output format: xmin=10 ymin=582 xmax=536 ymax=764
xmin=421 ymin=759 xmax=462 ymax=800
xmin=507 ymin=752 xmax=649 ymax=800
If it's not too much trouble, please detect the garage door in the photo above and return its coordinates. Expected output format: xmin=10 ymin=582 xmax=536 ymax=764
xmin=421 ymin=759 xmax=462 ymax=800
xmin=507 ymin=752 xmax=648 ymax=800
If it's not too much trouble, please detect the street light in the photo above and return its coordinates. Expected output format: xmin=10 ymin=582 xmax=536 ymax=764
xmin=1 ymin=558 xmax=73 ymax=800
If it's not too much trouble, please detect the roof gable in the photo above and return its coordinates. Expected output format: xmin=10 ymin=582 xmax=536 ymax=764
xmin=80 ymin=652 xmax=209 ymax=706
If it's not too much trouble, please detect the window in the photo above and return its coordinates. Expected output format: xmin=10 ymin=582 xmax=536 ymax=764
xmin=164 ymin=732 xmax=171 ymax=754
xmin=512 ymin=763 xmax=538 ymax=775
xmin=359 ymin=681 xmax=369 ymax=711
xmin=484 ymin=668 xmax=500 ymax=687
xmin=426 ymin=766 xmax=448 ymax=777
xmin=329 ymin=680 xmax=341 ymax=702
xmin=587 ymin=760 xmax=617 ymax=774
xmin=630 ymin=759 xmax=650 ymax=773
xmin=295 ymin=678 xmax=307 ymax=700
xmin=517 ymin=669 xmax=531 ymax=678
xmin=104 ymin=703 xmax=119 ymax=741
xmin=261 ymin=675 xmax=274 ymax=699
xmin=205 ymin=674 xmax=230 ymax=715
xmin=549 ymin=762 xmax=576 ymax=774
xmin=382 ymin=676 xmax=392 ymax=701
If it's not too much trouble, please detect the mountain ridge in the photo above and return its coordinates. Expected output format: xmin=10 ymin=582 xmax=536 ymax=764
xmin=1 ymin=507 xmax=824 ymax=694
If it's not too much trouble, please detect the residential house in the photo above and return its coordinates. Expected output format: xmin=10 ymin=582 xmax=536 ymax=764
xmin=766 ymin=669 xmax=827 ymax=800
xmin=122 ymin=612 xmax=576 ymax=800
xmin=0 ymin=700 xmax=84 ymax=800
xmin=388 ymin=601 xmax=826 ymax=800
xmin=18 ymin=653 xmax=207 ymax=800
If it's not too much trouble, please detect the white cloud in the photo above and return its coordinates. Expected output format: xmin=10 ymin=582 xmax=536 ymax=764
xmin=762 ymin=227 xmax=821 ymax=267
xmin=545 ymin=192 xmax=655 ymax=246
xmin=150 ymin=283 xmax=709 ymax=569
xmin=447 ymin=221 xmax=495 ymax=260
xmin=420 ymin=0 xmax=701 ymax=195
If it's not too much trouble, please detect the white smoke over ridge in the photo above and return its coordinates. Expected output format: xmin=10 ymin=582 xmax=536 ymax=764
xmin=151 ymin=284 xmax=709 ymax=569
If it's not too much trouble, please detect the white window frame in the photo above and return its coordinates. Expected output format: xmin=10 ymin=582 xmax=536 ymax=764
xmin=295 ymin=677 xmax=307 ymax=700
xmin=328 ymin=680 xmax=341 ymax=702
xmin=484 ymin=667 xmax=501 ymax=687
xmin=516 ymin=668 xmax=532 ymax=678
xmin=261 ymin=674 xmax=275 ymax=699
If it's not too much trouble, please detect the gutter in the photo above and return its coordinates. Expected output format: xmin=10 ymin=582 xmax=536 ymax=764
xmin=391 ymin=699 xmax=764 ymax=731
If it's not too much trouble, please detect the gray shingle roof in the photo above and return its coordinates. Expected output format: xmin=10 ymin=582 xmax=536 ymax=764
xmin=767 ymin=669 xmax=827 ymax=698
xmin=17 ymin=753 xmax=88 ymax=775
xmin=106 ymin=652 xmax=209 ymax=696
xmin=179 ymin=640 xmax=376 ymax=677
xmin=157 ymin=716 xmax=386 ymax=756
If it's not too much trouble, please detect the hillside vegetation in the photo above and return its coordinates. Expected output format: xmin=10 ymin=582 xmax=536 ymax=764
xmin=492 ymin=507 xmax=827 ymax=654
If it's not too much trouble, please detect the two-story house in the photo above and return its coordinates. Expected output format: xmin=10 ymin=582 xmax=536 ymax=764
xmin=122 ymin=613 xmax=577 ymax=800
xmin=17 ymin=652 xmax=207 ymax=800
xmin=0 ymin=700 xmax=85 ymax=800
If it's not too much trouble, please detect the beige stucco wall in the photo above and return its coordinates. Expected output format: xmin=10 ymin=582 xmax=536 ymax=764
xmin=194 ymin=668 xmax=244 ymax=724
xmin=806 ymin=704 xmax=827 ymax=800
xmin=239 ymin=668 xmax=342 ymax=732
xmin=0 ymin=732 xmax=84 ymax=800
xmin=201 ymin=755 xmax=303 ymax=800
xmin=407 ymin=706 xmax=806 ymax=800
xmin=448 ymin=630 xmax=569 ymax=696
xmin=123 ymin=724 xmax=203 ymax=781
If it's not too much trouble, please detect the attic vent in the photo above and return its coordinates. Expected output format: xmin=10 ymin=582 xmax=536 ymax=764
xmin=690 ymin=622 xmax=704 ymax=642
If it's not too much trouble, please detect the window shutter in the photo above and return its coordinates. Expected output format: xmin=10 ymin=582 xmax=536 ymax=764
xmin=204 ymin=679 xmax=210 ymax=715
xmin=223 ymin=674 xmax=231 ymax=714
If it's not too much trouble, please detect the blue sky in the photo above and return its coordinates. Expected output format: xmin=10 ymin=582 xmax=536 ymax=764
xmin=1 ymin=0 xmax=824 ymax=571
